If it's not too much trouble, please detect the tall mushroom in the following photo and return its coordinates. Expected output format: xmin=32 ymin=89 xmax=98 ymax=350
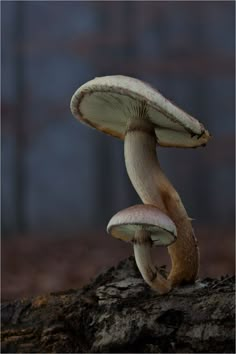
xmin=70 ymin=75 xmax=210 ymax=291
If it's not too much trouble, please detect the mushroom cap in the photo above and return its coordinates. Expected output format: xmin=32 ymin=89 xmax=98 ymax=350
xmin=70 ymin=75 xmax=210 ymax=148
xmin=107 ymin=204 xmax=177 ymax=246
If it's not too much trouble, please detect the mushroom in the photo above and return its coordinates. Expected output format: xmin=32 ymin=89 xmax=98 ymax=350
xmin=107 ymin=204 xmax=177 ymax=294
xmin=70 ymin=75 xmax=210 ymax=291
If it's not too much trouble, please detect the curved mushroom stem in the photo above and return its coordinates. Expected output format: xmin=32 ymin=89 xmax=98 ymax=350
xmin=133 ymin=229 xmax=171 ymax=294
xmin=124 ymin=118 xmax=199 ymax=288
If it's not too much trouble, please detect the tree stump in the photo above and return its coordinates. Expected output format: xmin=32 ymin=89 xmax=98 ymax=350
xmin=1 ymin=257 xmax=235 ymax=353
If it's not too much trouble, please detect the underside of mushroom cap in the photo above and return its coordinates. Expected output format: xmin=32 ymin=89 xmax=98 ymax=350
xmin=70 ymin=75 xmax=210 ymax=148
xmin=107 ymin=204 xmax=177 ymax=246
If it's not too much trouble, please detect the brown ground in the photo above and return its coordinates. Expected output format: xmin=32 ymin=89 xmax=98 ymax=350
xmin=1 ymin=226 xmax=235 ymax=301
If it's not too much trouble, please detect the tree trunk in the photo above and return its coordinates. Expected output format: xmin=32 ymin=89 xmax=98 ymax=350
xmin=1 ymin=257 xmax=235 ymax=353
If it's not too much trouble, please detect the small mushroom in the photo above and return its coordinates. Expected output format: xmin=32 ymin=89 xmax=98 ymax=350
xmin=70 ymin=75 xmax=210 ymax=290
xmin=107 ymin=204 xmax=177 ymax=294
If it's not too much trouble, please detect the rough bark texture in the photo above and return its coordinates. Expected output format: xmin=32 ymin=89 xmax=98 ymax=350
xmin=1 ymin=257 xmax=235 ymax=353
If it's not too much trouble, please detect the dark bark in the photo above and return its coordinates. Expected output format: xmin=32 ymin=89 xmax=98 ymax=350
xmin=1 ymin=257 xmax=235 ymax=353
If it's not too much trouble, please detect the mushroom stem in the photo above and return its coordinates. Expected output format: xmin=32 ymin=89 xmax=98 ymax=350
xmin=124 ymin=118 xmax=199 ymax=287
xmin=133 ymin=229 xmax=171 ymax=294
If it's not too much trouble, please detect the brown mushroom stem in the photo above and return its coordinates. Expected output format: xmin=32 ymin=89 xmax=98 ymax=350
xmin=124 ymin=118 xmax=199 ymax=288
xmin=133 ymin=229 xmax=171 ymax=294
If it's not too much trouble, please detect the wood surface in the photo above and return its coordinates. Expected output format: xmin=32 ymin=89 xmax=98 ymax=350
xmin=1 ymin=257 xmax=235 ymax=353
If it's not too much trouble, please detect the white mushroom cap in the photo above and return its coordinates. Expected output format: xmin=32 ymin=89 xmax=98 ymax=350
xmin=107 ymin=204 xmax=177 ymax=246
xmin=70 ymin=75 xmax=210 ymax=148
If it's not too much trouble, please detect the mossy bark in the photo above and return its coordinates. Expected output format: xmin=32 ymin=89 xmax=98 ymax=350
xmin=1 ymin=257 xmax=235 ymax=353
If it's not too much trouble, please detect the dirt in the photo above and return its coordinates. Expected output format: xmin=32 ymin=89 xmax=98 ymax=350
xmin=1 ymin=226 xmax=235 ymax=300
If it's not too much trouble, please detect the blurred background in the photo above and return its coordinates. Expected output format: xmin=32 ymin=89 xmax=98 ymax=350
xmin=1 ymin=1 xmax=235 ymax=300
